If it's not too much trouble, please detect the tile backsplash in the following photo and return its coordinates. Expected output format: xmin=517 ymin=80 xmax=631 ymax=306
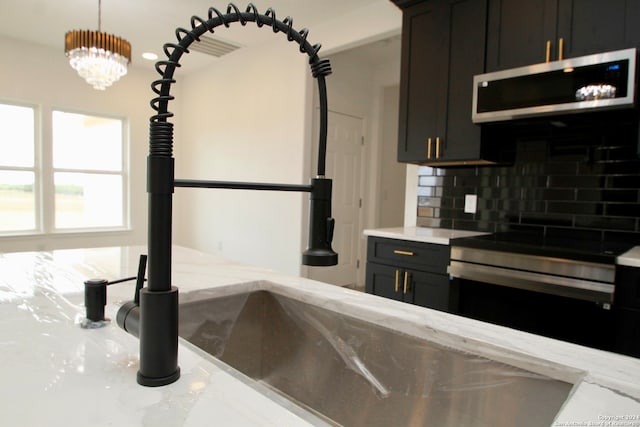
xmin=417 ymin=118 xmax=640 ymax=243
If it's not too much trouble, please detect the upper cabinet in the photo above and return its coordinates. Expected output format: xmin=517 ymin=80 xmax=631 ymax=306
xmin=393 ymin=0 xmax=640 ymax=165
xmin=487 ymin=0 xmax=640 ymax=72
xmin=396 ymin=0 xmax=495 ymax=165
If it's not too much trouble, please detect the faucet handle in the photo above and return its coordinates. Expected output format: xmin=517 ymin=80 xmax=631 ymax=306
xmin=134 ymin=254 xmax=147 ymax=305
xmin=326 ymin=217 xmax=335 ymax=244
xmin=115 ymin=253 xmax=147 ymax=338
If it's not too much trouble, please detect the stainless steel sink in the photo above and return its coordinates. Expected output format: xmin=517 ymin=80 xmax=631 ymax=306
xmin=179 ymin=289 xmax=573 ymax=426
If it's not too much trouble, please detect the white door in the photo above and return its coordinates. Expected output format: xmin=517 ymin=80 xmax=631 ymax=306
xmin=308 ymin=111 xmax=363 ymax=287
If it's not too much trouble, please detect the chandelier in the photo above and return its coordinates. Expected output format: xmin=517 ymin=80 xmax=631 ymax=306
xmin=64 ymin=0 xmax=131 ymax=90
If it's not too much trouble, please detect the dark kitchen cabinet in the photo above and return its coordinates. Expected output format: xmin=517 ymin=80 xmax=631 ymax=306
xmin=395 ymin=0 xmax=490 ymax=165
xmin=614 ymin=265 xmax=640 ymax=357
xmin=486 ymin=0 xmax=640 ymax=72
xmin=365 ymin=237 xmax=452 ymax=311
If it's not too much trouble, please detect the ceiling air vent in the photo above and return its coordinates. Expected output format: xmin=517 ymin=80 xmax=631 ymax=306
xmin=190 ymin=35 xmax=241 ymax=58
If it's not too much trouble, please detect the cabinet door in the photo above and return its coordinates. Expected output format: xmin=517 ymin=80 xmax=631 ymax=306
xmin=366 ymin=263 xmax=451 ymax=309
xmin=488 ymin=0 xmax=640 ymax=71
xmin=440 ymin=0 xmax=486 ymax=162
xmin=397 ymin=0 xmax=448 ymax=162
xmin=409 ymin=270 xmax=452 ymax=311
xmin=615 ymin=265 xmax=640 ymax=309
xmin=365 ymin=262 xmax=404 ymax=301
xmin=557 ymin=0 xmax=640 ymax=58
xmin=614 ymin=307 xmax=640 ymax=358
xmin=397 ymin=0 xmax=491 ymax=164
xmin=613 ymin=266 xmax=640 ymax=357
xmin=486 ymin=0 xmax=558 ymax=71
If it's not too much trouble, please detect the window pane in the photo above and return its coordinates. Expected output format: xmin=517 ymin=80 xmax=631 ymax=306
xmin=0 ymin=104 xmax=34 ymax=167
xmin=0 ymin=171 xmax=35 ymax=231
xmin=54 ymin=172 xmax=123 ymax=229
xmin=52 ymin=111 xmax=123 ymax=171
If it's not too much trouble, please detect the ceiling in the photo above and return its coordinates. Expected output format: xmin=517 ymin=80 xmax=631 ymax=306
xmin=0 ymin=0 xmax=400 ymax=72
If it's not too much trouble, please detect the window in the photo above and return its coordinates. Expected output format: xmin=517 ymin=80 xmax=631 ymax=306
xmin=0 ymin=102 xmax=128 ymax=235
xmin=52 ymin=111 xmax=126 ymax=229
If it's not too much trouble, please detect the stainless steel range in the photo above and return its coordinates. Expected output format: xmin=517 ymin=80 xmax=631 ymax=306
xmin=447 ymin=231 xmax=637 ymax=352
xmin=448 ymin=239 xmax=616 ymax=305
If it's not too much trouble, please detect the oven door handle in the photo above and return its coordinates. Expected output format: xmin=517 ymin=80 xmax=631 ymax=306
xmin=448 ymin=261 xmax=614 ymax=304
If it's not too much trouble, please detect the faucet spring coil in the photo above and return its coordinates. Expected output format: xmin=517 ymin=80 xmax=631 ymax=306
xmin=311 ymin=59 xmax=332 ymax=78
xmin=149 ymin=2 xmax=331 ymax=126
xmin=149 ymin=122 xmax=174 ymax=157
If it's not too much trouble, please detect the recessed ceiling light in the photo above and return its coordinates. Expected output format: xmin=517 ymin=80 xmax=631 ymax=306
xmin=142 ymin=52 xmax=158 ymax=61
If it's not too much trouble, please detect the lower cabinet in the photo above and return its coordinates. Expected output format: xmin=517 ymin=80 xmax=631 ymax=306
xmin=365 ymin=237 xmax=452 ymax=312
xmin=615 ymin=307 xmax=640 ymax=357
xmin=614 ymin=265 xmax=640 ymax=358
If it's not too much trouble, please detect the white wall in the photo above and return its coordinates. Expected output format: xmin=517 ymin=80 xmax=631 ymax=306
xmin=172 ymin=41 xmax=310 ymax=275
xmin=378 ymin=85 xmax=405 ymax=228
xmin=173 ymin=0 xmax=402 ymax=276
xmin=315 ymin=1 xmax=402 ymax=55
xmin=0 ymin=35 xmax=162 ymax=253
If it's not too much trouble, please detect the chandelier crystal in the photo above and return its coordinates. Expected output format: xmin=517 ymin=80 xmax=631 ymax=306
xmin=64 ymin=1 xmax=131 ymax=90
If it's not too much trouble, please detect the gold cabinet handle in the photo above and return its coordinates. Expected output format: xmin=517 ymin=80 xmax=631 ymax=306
xmin=436 ymin=137 xmax=441 ymax=159
xmin=393 ymin=249 xmax=414 ymax=256
xmin=427 ymin=137 xmax=432 ymax=159
xmin=395 ymin=270 xmax=400 ymax=292
xmin=545 ymin=40 xmax=551 ymax=63
xmin=558 ymin=37 xmax=564 ymax=60
xmin=403 ymin=271 xmax=410 ymax=294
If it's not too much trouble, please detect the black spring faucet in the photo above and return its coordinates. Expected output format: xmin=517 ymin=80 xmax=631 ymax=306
xmin=116 ymin=3 xmax=336 ymax=387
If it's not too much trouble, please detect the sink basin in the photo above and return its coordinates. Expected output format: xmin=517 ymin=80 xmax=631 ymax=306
xmin=179 ymin=289 xmax=572 ymax=426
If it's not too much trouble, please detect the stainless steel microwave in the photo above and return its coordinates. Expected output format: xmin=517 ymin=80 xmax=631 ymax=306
xmin=472 ymin=48 xmax=637 ymax=123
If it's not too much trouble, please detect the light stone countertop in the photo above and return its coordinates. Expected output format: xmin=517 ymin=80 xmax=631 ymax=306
xmin=1 ymin=245 xmax=639 ymax=426
xmin=363 ymin=226 xmax=489 ymax=245
xmin=617 ymin=246 xmax=640 ymax=267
